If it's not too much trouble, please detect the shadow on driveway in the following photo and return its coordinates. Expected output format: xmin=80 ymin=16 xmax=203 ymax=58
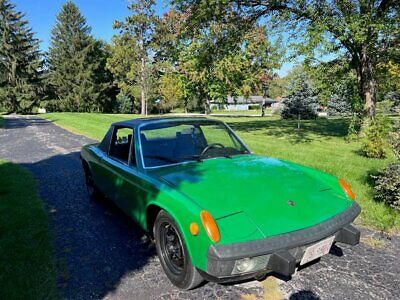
xmin=22 ymin=152 xmax=156 ymax=298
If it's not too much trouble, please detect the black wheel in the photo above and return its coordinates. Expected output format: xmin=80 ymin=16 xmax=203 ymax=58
xmin=83 ymin=163 xmax=102 ymax=201
xmin=154 ymin=210 xmax=204 ymax=290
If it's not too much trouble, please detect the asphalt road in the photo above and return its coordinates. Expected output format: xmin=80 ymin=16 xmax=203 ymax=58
xmin=0 ymin=115 xmax=399 ymax=300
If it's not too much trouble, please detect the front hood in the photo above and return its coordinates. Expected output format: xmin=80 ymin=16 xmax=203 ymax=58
xmin=151 ymin=155 xmax=352 ymax=242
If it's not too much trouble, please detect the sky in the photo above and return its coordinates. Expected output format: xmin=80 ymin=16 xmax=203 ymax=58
xmin=13 ymin=0 xmax=294 ymax=76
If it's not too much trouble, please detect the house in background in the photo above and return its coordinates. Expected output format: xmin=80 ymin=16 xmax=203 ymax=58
xmin=210 ymin=96 xmax=280 ymax=111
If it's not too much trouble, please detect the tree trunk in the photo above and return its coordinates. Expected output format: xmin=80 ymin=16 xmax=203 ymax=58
xmin=357 ymin=49 xmax=376 ymax=119
xmin=205 ymin=99 xmax=211 ymax=115
xmin=140 ymin=55 xmax=147 ymax=116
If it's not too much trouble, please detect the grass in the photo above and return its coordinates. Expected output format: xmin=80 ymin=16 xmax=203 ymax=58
xmin=44 ymin=112 xmax=400 ymax=232
xmin=0 ymin=115 xmax=4 ymax=128
xmin=361 ymin=236 xmax=386 ymax=249
xmin=210 ymin=109 xmax=273 ymax=116
xmin=242 ymin=277 xmax=284 ymax=300
xmin=0 ymin=161 xmax=58 ymax=299
xmin=45 ymin=112 xmax=137 ymax=140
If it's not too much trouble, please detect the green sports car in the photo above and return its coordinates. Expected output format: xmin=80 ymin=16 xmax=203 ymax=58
xmin=80 ymin=117 xmax=361 ymax=290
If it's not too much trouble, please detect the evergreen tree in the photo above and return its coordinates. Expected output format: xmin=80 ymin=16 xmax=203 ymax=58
xmin=327 ymin=80 xmax=356 ymax=117
xmin=281 ymin=73 xmax=319 ymax=120
xmin=47 ymin=1 xmax=111 ymax=112
xmin=0 ymin=0 xmax=42 ymax=112
xmin=327 ymin=93 xmax=353 ymax=117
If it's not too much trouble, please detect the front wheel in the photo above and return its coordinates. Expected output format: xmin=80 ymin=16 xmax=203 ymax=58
xmin=154 ymin=210 xmax=203 ymax=290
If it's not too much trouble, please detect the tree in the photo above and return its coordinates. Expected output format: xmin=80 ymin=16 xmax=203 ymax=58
xmin=158 ymin=67 xmax=184 ymax=111
xmin=376 ymin=60 xmax=400 ymax=109
xmin=154 ymin=8 xmax=283 ymax=113
xmin=327 ymin=84 xmax=355 ymax=117
xmin=106 ymin=34 xmax=140 ymax=110
xmin=174 ymin=0 xmax=399 ymax=118
xmin=47 ymin=1 xmax=111 ymax=112
xmin=281 ymin=73 xmax=319 ymax=121
xmin=0 ymin=0 xmax=42 ymax=112
xmin=113 ymin=0 xmax=157 ymax=116
xmin=268 ymin=75 xmax=288 ymax=99
xmin=303 ymin=58 xmax=360 ymax=107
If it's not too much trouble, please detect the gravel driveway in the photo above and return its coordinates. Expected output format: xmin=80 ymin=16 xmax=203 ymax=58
xmin=0 ymin=115 xmax=399 ymax=299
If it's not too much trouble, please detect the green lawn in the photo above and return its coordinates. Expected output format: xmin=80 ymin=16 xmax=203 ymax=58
xmin=210 ymin=109 xmax=273 ymax=116
xmin=0 ymin=161 xmax=57 ymax=299
xmin=44 ymin=112 xmax=400 ymax=232
xmin=45 ymin=112 xmax=138 ymax=140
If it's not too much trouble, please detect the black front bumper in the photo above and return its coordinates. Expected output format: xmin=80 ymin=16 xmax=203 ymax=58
xmin=204 ymin=202 xmax=361 ymax=281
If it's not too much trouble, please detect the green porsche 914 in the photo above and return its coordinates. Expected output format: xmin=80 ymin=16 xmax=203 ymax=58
xmin=80 ymin=117 xmax=361 ymax=290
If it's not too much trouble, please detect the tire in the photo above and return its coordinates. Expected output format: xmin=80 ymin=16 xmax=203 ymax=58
xmin=154 ymin=210 xmax=204 ymax=290
xmin=83 ymin=163 xmax=102 ymax=201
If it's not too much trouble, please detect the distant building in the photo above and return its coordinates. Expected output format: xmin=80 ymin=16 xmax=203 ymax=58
xmin=210 ymin=96 xmax=279 ymax=111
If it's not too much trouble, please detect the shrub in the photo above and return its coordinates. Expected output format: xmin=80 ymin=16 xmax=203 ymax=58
xmin=376 ymin=100 xmax=395 ymax=115
xmin=372 ymin=162 xmax=400 ymax=212
xmin=346 ymin=113 xmax=363 ymax=141
xmin=360 ymin=117 xmax=390 ymax=158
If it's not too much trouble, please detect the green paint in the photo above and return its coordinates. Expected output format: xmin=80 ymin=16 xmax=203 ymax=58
xmin=81 ymin=118 xmax=357 ymax=272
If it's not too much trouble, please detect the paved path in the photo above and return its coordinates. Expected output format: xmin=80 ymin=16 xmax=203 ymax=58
xmin=0 ymin=115 xmax=399 ymax=299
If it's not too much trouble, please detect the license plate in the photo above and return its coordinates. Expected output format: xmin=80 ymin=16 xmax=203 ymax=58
xmin=300 ymin=236 xmax=335 ymax=266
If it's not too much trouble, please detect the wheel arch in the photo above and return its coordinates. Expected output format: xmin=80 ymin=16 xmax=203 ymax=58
xmin=81 ymin=158 xmax=90 ymax=174
xmin=146 ymin=204 xmax=162 ymax=238
xmin=146 ymin=203 xmax=186 ymax=237
xmin=145 ymin=201 xmax=208 ymax=271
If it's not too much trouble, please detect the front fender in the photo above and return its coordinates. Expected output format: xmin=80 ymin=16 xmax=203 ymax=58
xmin=146 ymin=188 xmax=212 ymax=272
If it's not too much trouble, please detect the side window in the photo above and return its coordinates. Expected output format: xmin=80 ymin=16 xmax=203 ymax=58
xmin=109 ymin=127 xmax=134 ymax=164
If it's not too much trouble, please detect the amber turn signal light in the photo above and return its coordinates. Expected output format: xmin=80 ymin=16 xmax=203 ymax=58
xmin=338 ymin=178 xmax=355 ymax=200
xmin=190 ymin=222 xmax=199 ymax=236
xmin=200 ymin=210 xmax=220 ymax=243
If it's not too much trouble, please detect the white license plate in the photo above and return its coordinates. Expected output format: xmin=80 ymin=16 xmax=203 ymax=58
xmin=300 ymin=236 xmax=335 ymax=266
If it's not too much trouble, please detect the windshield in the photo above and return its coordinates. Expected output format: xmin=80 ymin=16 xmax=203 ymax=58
xmin=140 ymin=121 xmax=250 ymax=168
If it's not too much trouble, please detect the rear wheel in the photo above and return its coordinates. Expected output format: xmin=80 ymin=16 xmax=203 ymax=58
xmin=154 ymin=210 xmax=203 ymax=290
xmin=83 ymin=163 xmax=102 ymax=201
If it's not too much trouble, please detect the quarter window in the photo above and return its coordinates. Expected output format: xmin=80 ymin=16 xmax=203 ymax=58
xmin=109 ymin=127 xmax=135 ymax=165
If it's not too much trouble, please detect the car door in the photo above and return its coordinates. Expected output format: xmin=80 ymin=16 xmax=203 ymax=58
xmin=88 ymin=127 xmax=114 ymax=198
xmin=104 ymin=126 xmax=148 ymax=223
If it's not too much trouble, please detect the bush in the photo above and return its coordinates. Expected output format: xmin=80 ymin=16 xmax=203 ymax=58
xmin=372 ymin=162 xmax=400 ymax=212
xmin=376 ymin=100 xmax=395 ymax=115
xmin=346 ymin=113 xmax=363 ymax=141
xmin=360 ymin=118 xmax=390 ymax=158
xmin=389 ymin=122 xmax=400 ymax=160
